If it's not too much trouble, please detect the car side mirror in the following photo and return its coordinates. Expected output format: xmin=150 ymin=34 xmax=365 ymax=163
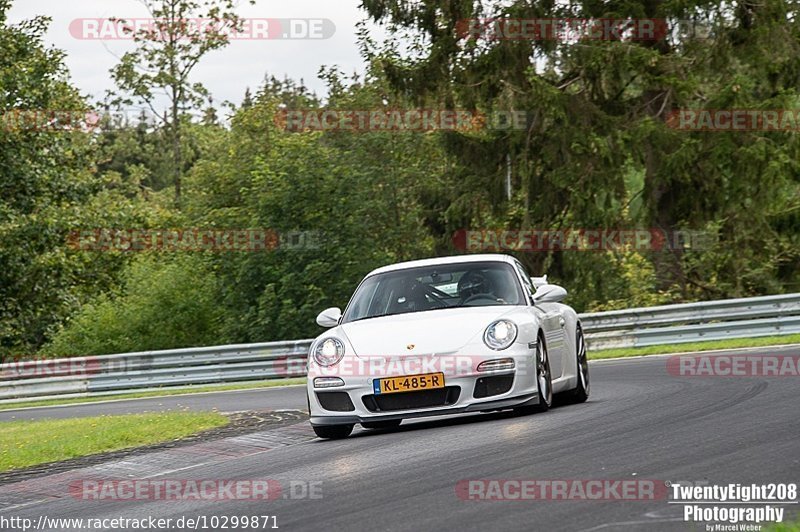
xmin=316 ymin=307 xmax=342 ymax=328
xmin=533 ymin=284 xmax=567 ymax=303
xmin=530 ymin=275 xmax=548 ymax=288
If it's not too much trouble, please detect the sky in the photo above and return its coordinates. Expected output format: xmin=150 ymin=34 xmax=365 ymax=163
xmin=7 ymin=0 xmax=380 ymax=109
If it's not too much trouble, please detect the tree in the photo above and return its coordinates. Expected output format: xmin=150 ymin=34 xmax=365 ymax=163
xmin=44 ymin=255 xmax=224 ymax=356
xmin=109 ymin=0 xmax=253 ymax=204
xmin=359 ymin=0 xmax=800 ymax=302
xmin=0 ymin=1 xmax=170 ymax=358
xmin=181 ymin=75 xmax=439 ymax=342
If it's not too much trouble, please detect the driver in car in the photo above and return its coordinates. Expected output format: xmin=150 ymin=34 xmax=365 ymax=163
xmin=457 ymin=270 xmax=517 ymax=304
xmin=457 ymin=270 xmax=496 ymax=304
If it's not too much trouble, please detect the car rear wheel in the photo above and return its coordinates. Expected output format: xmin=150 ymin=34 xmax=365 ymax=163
xmin=312 ymin=424 xmax=354 ymax=439
xmin=362 ymin=420 xmax=402 ymax=430
xmin=569 ymin=324 xmax=590 ymax=403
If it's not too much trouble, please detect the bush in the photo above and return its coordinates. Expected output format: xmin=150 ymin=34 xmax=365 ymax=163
xmin=42 ymin=255 xmax=225 ymax=357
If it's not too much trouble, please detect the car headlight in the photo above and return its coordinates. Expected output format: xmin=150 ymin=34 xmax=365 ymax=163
xmin=313 ymin=337 xmax=345 ymax=366
xmin=483 ymin=320 xmax=518 ymax=350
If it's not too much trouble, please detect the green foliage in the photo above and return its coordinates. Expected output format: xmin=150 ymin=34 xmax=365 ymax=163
xmin=109 ymin=0 xmax=250 ymax=111
xmin=3 ymin=0 xmax=800 ymax=359
xmin=109 ymin=0 xmax=254 ymax=202
xmin=0 ymin=5 xmax=166 ymax=358
xmin=43 ymin=255 xmax=224 ymax=356
xmin=584 ymin=252 xmax=679 ymax=311
xmin=359 ymin=0 xmax=800 ymax=301
xmin=184 ymin=77 xmax=439 ymax=342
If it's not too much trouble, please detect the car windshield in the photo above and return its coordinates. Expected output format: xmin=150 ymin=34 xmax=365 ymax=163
xmin=342 ymin=261 xmax=526 ymax=323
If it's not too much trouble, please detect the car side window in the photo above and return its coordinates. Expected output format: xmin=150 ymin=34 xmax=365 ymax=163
xmin=513 ymin=261 xmax=534 ymax=304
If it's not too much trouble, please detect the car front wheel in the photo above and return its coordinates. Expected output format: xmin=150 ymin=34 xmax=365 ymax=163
xmin=515 ymin=334 xmax=552 ymax=414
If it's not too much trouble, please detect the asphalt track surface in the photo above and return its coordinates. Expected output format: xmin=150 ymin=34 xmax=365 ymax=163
xmin=1 ymin=345 xmax=799 ymax=531
xmin=0 ymin=386 xmax=308 ymax=422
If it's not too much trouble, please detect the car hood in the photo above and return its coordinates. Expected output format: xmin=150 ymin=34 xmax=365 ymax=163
xmin=339 ymin=306 xmax=518 ymax=357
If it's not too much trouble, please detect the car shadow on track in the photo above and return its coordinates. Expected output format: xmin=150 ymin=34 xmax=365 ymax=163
xmin=345 ymin=395 xmax=591 ymax=439
xmin=305 ymin=391 xmax=596 ymax=441
xmin=348 ymin=410 xmax=518 ymax=439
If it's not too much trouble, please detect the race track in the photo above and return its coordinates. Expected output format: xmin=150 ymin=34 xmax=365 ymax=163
xmin=1 ymin=346 xmax=798 ymax=531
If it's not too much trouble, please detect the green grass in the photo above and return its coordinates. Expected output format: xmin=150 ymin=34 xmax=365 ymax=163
xmin=764 ymin=517 xmax=800 ymax=531
xmin=0 ymin=377 xmax=307 ymax=412
xmin=589 ymin=334 xmax=800 ymax=360
xmin=0 ymin=411 xmax=229 ymax=472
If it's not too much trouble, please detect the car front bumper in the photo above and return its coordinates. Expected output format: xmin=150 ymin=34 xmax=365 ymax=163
xmin=307 ymin=344 xmax=540 ymax=426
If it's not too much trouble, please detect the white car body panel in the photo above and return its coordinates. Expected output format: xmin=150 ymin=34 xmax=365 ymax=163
xmin=307 ymin=254 xmax=584 ymax=428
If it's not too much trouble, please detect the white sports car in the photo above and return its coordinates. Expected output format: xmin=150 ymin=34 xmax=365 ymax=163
xmin=306 ymin=254 xmax=589 ymax=439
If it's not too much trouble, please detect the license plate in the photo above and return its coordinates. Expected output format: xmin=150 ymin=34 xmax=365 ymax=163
xmin=373 ymin=372 xmax=445 ymax=395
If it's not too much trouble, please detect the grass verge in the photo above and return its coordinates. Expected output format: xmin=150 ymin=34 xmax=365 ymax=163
xmin=764 ymin=518 xmax=800 ymax=531
xmin=589 ymin=334 xmax=800 ymax=360
xmin=0 ymin=411 xmax=229 ymax=472
xmin=0 ymin=377 xmax=307 ymax=412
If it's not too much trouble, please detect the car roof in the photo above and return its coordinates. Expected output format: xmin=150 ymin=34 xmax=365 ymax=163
xmin=366 ymin=254 xmax=518 ymax=277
